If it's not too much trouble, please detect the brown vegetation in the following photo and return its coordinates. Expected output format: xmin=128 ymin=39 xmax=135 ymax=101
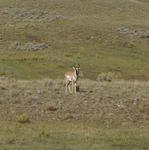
xmin=0 ymin=78 xmax=149 ymax=127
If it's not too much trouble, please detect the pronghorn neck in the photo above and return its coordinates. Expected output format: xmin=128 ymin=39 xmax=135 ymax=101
xmin=73 ymin=69 xmax=79 ymax=80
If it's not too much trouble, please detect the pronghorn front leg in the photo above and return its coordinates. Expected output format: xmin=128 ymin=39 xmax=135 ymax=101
xmin=68 ymin=83 xmax=71 ymax=93
xmin=74 ymin=82 xmax=77 ymax=93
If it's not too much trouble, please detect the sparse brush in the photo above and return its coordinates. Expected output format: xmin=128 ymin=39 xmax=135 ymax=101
xmin=123 ymin=41 xmax=136 ymax=48
xmin=97 ymin=72 xmax=118 ymax=82
xmin=138 ymin=100 xmax=149 ymax=115
xmin=45 ymin=102 xmax=57 ymax=111
xmin=16 ymin=114 xmax=30 ymax=123
xmin=43 ymin=78 xmax=53 ymax=87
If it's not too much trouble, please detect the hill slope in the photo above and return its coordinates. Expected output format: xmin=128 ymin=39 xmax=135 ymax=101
xmin=0 ymin=0 xmax=149 ymax=80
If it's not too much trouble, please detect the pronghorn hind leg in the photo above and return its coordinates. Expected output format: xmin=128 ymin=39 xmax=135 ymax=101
xmin=68 ymin=82 xmax=71 ymax=93
xmin=66 ymin=81 xmax=72 ymax=93
xmin=65 ymin=80 xmax=68 ymax=93
xmin=72 ymin=81 xmax=74 ymax=93
xmin=65 ymin=80 xmax=70 ymax=93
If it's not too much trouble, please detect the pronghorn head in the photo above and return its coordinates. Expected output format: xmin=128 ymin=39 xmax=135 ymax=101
xmin=73 ymin=64 xmax=80 ymax=76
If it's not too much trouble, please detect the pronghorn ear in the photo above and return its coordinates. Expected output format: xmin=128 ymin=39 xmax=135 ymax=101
xmin=73 ymin=66 xmax=75 ymax=70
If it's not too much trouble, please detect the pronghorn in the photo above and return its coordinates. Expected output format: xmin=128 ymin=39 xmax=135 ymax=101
xmin=65 ymin=64 xmax=80 ymax=93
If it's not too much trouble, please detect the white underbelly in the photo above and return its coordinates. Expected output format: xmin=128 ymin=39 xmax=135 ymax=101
xmin=66 ymin=76 xmax=77 ymax=82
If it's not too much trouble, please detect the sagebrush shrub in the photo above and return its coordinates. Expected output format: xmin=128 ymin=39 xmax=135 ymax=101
xmin=97 ymin=72 xmax=117 ymax=82
xmin=16 ymin=114 xmax=30 ymax=123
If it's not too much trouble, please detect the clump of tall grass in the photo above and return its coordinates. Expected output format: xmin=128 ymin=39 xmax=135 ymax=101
xmin=16 ymin=114 xmax=30 ymax=123
xmin=43 ymin=78 xmax=53 ymax=87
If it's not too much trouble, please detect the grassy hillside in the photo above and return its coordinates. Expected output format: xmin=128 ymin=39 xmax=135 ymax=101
xmin=1 ymin=1 xmax=149 ymax=149
xmin=0 ymin=0 xmax=149 ymax=80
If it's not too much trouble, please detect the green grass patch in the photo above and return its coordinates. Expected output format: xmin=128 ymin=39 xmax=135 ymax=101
xmin=0 ymin=121 xmax=149 ymax=150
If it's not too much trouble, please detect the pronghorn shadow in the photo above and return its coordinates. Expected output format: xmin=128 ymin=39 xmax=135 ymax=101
xmin=76 ymin=86 xmax=92 ymax=93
